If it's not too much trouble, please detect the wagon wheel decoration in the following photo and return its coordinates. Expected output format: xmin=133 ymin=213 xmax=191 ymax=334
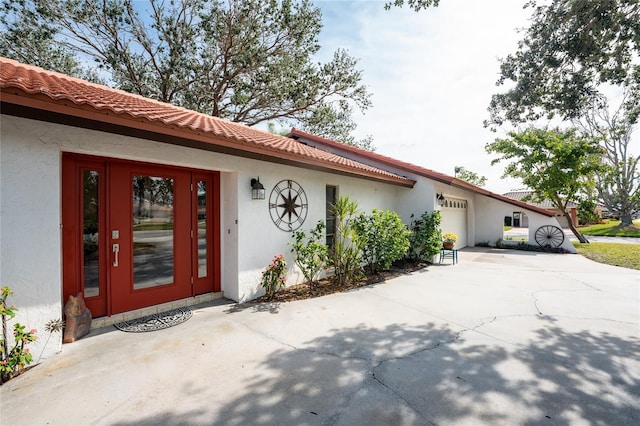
xmin=534 ymin=225 xmax=565 ymax=248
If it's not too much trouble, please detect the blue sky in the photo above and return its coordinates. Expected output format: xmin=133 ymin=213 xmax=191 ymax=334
xmin=312 ymin=0 xmax=537 ymax=193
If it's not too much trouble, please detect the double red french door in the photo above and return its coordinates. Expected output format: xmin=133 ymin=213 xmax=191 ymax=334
xmin=62 ymin=154 xmax=220 ymax=317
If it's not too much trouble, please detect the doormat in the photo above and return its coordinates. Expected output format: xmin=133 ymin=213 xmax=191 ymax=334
xmin=113 ymin=307 xmax=192 ymax=332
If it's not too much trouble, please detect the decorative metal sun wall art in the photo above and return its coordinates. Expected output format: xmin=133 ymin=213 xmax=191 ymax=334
xmin=268 ymin=179 xmax=308 ymax=231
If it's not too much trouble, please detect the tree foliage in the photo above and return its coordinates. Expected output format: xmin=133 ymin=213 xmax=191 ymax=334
xmin=329 ymin=196 xmax=363 ymax=286
xmin=384 ymin=0 xmax=440 ymax=11
xmin=299 ymin=102 xmax=375 ymax=150
xmin=290 ymin=220 xmax=329 ymax=290
xmin=486 ymin=128 xmax=605 ymax=243
xmin=486 ymin=0 xmax=639 ymax=228
xmin=0 ymin=0 xmax=99 ymax=81
xmin=352 ymin=209 xmax=411 ymax=274
xmin=407 ymin=211 xmax=442 ymax=262
xmin=574 ymin=94 xmax=640 ymax=226
xmin=577 ymin=198 xmax=601 ymax=226
xmin=454 ymin=166 xmax=487 ymax=187
xmin=0 ymin=0 xmax=372 ymax=147
xmin=487 ymin=0 xmax=640 ymax=128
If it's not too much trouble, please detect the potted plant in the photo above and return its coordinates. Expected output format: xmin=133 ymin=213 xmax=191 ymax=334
xmin=442 ymin=232 xmax=458 ymax=249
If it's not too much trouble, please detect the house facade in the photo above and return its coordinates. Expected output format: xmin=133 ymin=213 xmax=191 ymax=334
xmin=0 ymin=58 xmax=573 ymax=361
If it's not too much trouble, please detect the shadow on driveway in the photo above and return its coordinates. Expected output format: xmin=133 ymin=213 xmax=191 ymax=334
xmin=111 ymin=318 xmax=640 ymax=425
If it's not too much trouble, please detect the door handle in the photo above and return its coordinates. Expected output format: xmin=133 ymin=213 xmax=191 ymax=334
xmin=112 ymin=243 xmax=120 ymax=267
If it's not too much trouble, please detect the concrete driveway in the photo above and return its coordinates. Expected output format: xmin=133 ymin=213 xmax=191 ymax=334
xmin=2 ymin=248 xmax=639 ymax=425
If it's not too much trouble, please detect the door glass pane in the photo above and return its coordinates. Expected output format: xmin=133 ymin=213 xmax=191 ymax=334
xmin=197 ymin=180 xmax=207 ymax=278
xmin=83 ymin=170 xmax=100 ymax=298
xmin=132 ymin=176 xmax=174 ymax=289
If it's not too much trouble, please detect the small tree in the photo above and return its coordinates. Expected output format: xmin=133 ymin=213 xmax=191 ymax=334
xmin=407 ymin=211 xmax=442 ymax=262
xmin=329 ymin=196 xmax=363 ymax=286
xmin=352 ymin=209 xmax=411 ymax=275
xmin=290 ymin=221 xmax=329 ymax=291
xmin=486 ymin=127 xmax=605 ymax=243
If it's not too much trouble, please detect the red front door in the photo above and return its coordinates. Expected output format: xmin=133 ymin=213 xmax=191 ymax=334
xmin=62 ymin=154 xmax=220 ymax=317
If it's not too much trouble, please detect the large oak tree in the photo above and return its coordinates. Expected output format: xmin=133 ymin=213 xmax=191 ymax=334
xmin=0 ymin=0 xmax=372 ymax=148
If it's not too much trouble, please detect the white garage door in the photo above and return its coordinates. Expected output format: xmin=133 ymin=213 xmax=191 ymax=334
xmin=440 ymin=198 xmax=468 ymax=248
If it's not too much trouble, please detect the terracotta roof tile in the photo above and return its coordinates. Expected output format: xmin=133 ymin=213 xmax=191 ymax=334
xmin=0 ymin=57 xmax=413 ymax=187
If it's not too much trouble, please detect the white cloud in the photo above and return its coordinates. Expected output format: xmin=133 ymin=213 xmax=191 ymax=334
xmin=314 ymin=0 xmax=533 ymax=193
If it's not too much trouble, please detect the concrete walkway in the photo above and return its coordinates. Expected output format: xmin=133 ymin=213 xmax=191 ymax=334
xmin=1 ymin=248 xmax=639 ymax=425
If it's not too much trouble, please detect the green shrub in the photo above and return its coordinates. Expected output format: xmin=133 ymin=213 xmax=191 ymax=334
xmin=330 ymin=196 xmax=364 ymax=286
xmin=407 ymin=211 xmax=442 ymax=262
xmin=260 ymin=254 xmax=287 ymax=300
xmin=353 ymin=209 xmax=411 ymax=274
xmin=578 ymin=199 xmax=601 ymax=225
xmin=496 ymin=241 xmax=570 ymax=253
xmin=290 ymin=221 xmax=329 ymax=290
xmin=1 ymin=286 xmax=37 ymax=383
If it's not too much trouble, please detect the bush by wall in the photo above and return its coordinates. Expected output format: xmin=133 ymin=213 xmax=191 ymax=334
xmin=290 ymin=220 xmax=329 ymax=290
xmin=407 ymin=211 xmax=443 ymax=262
xmin=353 ymin=209 xmax=411 ymax=274
xmin=329 ymin=196 xmax=364 ymax=286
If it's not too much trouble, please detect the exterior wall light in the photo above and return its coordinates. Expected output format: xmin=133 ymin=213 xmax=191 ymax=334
xmin=250 ymin=177 xmax=265 ymax=200
xmin=436 ymin=193 xmax=446 ymax=206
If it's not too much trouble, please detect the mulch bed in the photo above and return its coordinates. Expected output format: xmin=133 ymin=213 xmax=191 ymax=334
xmin=252 ymin=261 xmax=430 ymax=303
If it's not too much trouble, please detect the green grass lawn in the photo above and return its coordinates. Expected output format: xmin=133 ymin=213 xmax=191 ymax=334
xmin=579 ymin=220 xmax=640 ymax=237
xmin=573 ymin=242 xmax=640 ymax=270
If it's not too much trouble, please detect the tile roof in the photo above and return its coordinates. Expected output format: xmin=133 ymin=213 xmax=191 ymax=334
xmin=289 ymin=128 xmax=555 ymax=217
xmin=503 ymin=191 xmax=578 ymax=209
xmin=0 ymin=57 xmax=414 ymax=187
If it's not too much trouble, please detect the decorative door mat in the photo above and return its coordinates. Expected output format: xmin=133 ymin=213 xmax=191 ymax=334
xmin=113 ymin=307 xmax=192 ymax=332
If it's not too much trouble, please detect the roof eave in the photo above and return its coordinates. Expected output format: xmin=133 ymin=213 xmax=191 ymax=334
xmin=290 ymin=128 xmax=554 ymax=217
xmin=1 ymin=89 xmax=415 ymax=189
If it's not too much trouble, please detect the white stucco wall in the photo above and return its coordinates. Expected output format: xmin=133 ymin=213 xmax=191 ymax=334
xmin=1 ymin=117 xmax=65 ymax=360
xmin=220 ymin=172 xmax=239 ymax=301
xmin=0 ymin=115 xmax=410 ymax=328
xmin=394 ymin=178 xmax=436 ymax=225
xmin=235 ymin=164 xmax=402 ymax=302
xmin=1 ymin=114 xmax=578 ymax=365
xmin=474 ymin=195 xmax=576 ymax=253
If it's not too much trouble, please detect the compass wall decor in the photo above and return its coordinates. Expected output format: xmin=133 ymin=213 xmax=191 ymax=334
xmin=268 ymin=179 xmax=308 ymax=231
